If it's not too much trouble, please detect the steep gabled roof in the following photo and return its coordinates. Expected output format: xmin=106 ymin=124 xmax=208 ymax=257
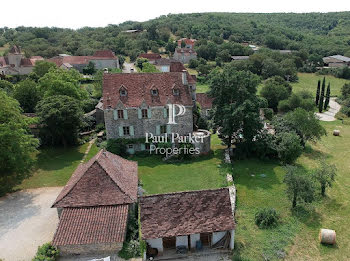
xmin=93 ymin=50 xmax=116 ymax=58
xmin=140 ymin=188 xmax=235 ymax=239
xmin=196 ymin=93 xmax=214 ymax=109
xmin=138 ymin=53 xmax=161 ymax=60
xmin=52 ymin=150 xmax=138 ymax=208
xmin=103 ymin=72 xmax=193 ymax=109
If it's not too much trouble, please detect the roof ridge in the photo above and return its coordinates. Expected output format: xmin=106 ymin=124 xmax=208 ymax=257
xmin=141 ymin=187 xmax=228 ymax=199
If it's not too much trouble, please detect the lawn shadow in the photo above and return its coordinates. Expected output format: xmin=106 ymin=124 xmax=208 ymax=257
xmin=34 ymin=145 xmax=85 ymax=172
xmin=291 ymin=204 xmax=322 ymax=229
xmin=303 ymin=145 xmax=332 ymax=161
xmin=0 ymin=191 xmax=39 ymax=235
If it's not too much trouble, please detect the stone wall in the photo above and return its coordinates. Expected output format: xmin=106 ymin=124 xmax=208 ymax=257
xmin=57 ymin=242 xmax=123 ymax=256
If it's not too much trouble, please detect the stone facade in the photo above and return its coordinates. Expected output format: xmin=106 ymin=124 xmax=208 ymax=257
xmin=173 ymin=48 xmax=197 ymax=64
xmin=57 ymin=242 xmax=123 ymax=256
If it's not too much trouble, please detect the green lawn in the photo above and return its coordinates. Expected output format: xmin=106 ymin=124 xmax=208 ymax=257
xmin=131 ymin=134 xmax=228 ymax=195
xmin=291 ymin=73 xmax=350 ymax=97
xmin=234 ymin=121 xmax=350 ymax=260
xmin=196 ymin=83 xmax=210 ymax=93
xmin=18 ymin=142 xmax=98 ymax=189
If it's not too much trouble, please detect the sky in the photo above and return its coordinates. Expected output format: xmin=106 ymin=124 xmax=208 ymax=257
xmin=1 ymin=0 xmax=350 ymax=29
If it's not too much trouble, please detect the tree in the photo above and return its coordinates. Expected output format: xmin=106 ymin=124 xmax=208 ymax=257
xmin=319 ymin=77 xmax=325 ymax=113
xmin=0 ymin=79 xmax=14 ymax=96
xmin=316 ymin=80 xmax=321 ymax=106
xmin=209 ymin=66 xmax=262 ymax=156
xmin=260 ymin=76 xmax=292 ymax=112
xmin=118 ymin=55 xmax=126 ymax=68
xmin=140 ymin=62 xmax=159 ymax=73
xmin=341 ymin=83 xmax=350 ymax=99
xmin=82 ymin=61 xmax=96 ymax=75
xmin=36 ymin=95 xmax=83 ymax=147
xmin=324 ymin=82 xmax=331 ymax=110
xmin=284 ymin=165 xmax=316 ymax=208
xmin=313 ymin=161 xmax=337 ymax=196
xmin=274 ymin=131 xmax=303 ymax=164
xmin=136 ymin=58 xmax=148 ymax=71
xmin=38 ymin=68 xmax=88 ymax=100
xmin=13 ymin=79 xmax=40 ymax=113
xmin=0 ymin=90 xmax=39 ymax=196
xmin=33 ymin=60 xmax=57 ymax=78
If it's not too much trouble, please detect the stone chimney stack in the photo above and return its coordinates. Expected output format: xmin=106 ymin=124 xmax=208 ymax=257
xmin=182 ymin=70 xmax=187 ymax=85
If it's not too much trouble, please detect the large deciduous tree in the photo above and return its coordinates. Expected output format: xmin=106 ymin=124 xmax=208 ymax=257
xmin=13 ymin=79 xmax=40 ymax=113
xmin=0 ymin=90 xmax=39 ymax=196
xmin=313 ymin=161 xmax=337 ymax=197
xmin=209 ymin=66 xmax=262 ymax=156
xmin=36 ymin=95 xmax=83 ymax=147
xmin=33 ymin=60 xmax=57 ymax=78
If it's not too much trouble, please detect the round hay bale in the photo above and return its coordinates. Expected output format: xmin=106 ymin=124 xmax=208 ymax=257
xmin=333 ymin=130 xmax=340 ymax=136
xmin=319 ymin=229 xmax=336 ymax=245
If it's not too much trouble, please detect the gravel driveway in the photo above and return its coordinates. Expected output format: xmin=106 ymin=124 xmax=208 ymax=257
xmin=315 ymin=97 xmax=341 ymax=121
xmin=0 ymin=187 xmax=62 ymax=261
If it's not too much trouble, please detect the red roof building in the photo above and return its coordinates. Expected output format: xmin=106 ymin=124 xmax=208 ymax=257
xmin=52 ymin=150 xmax=138 ymax=256
xmin=177 ymin=38 xmax=197 ymax=49
xmin=138 ymin=53 xmax=162 ymax=61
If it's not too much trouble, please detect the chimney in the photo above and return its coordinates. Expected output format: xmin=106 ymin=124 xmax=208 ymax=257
xmin=182 ymin=70 xmax=187 ymax=85
xmin=130 ymin=68 xmax=134 ymax=73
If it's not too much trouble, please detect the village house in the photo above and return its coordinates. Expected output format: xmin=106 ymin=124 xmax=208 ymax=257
xmin=323 ymin=55 xmax=350 ymax=68
xmin=103 ymin=71 xmax=199 ymax=154
xmin=173 ymin=48 xmax=197 ymax=64
xmin=196 ymin=93 xmax=213 ymax=119
xmin=138 ymin=53 xmax=162 ymax=64
xmin=177 ymin=38 xmax=197 ymax=49
xmin=49 ymin=50 xmax=119 ymax=72
xmin=231 ymin=56 xmax=250 ymax=61
xmin=0 ymin=45 xmax=43 ymax=75
xmin=140 ymin=187 xmax=236 ymax=259
xmin=51 ymin=149 xmax=138 ymax=256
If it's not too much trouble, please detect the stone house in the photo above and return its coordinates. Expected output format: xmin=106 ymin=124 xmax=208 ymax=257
xmin=323 ymin=55 xmax=350 ymax=68
xmin=173 ymin=48 xmax=197 ymax=64
xmin=49 ymin=50 xmax=119 ymax=72
xmin=103 ymin=71 xmax=197 ymax=154
xmin=0 ymin=45 xmax=43 ymax=75
xmin=140 ymin=187 xmax=236 ymax=258
xmin=196 ymin=93 xmax=213 ymax=119
xmin=51 ymin=150 xmax=138 ymax=256
xmin=177 ymin=38 xmax=196 ymax=49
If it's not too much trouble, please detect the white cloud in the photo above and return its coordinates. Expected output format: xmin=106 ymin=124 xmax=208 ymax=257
xmin=1 ymin=0 xmax=350 ymax=29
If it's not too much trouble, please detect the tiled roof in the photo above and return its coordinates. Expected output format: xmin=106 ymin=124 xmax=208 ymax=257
xmin=154 ymin=58 xmax=176 ymax=66
xmin=52 ymin=205 xmax=128 ymax=246
xmin=93 ymin=50 xmax=116 ymax=58
xmin=9 ymin=45 xmax=21 ymax=54
xmin=20 ymin=58 xmax=34 ymax=67
xmin=52 ymin=150 xmax=138 ymax=208
xmin=177 ymin=38 xmax=196 ymax=47
xmin=103 ymin=72 xmax=193 ymax=109
xmin=328 ymin=55 xmax=350 ymax=62
xmin=196 ymin=93 xmax=213 ymax=109
xmin=231 ymin=56 xmax=250 ymax=60
xmin=140 ymin=188 xmax=235 ymax=239
xmin=138 ymin=53 xmax=161 ymax=60
xmin=175 ymin=48 xmax=197 ymax=55
xmin=0 ymin=57 xmax=7 ymax=67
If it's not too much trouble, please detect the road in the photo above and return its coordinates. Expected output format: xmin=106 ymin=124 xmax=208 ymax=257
xmin=122 ymin=62 xmax=136 ymax=73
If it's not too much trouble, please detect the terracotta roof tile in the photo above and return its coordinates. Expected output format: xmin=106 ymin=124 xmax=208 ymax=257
xmin=52 ymin=150 xmax=138 ymax=208
xmin=196 ymin=93 xmax=213 ymax=109
xmin=138 ymin=53 xmax=161 ymax=60
xmin=175 ymin=48 xmax=197 ymax=55
xmin=140 ymin=188 xmax=235 ymax=239
xmin=52 ymin=205 xmax=128 ymax=246
xmin=93 ymin=50 xmax=116 ymax=58
xmin=177 ymin=38 xmax=197 ymax=47
xmin=102 ymin=72 xmax=193 ymax=109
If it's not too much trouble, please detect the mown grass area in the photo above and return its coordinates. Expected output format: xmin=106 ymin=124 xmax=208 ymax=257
xmin=132 ymin=134 xmax=229 ymax=195
xmin=18 ymin=142 xmax=99 ymax=189
xmin=234 ymin=121 xmax=350 ymax=260
xmin=291 ymin=73 xmax=350 ymax=97
xmin=196 ymin=83 xmax=210 ymax=93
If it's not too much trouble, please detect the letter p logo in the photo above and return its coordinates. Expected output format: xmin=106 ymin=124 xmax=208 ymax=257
xmin=167 ymin=104 xmax=186 ymax=124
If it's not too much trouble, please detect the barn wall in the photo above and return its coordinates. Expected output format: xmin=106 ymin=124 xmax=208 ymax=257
xmin=57 ymin=242 xmax=122 ymax=256
xmin=190 ymin=234 xmax=200 ymax=249
xmin=230 ymin=229 xmax=235 ymax=250
xmin=176 ymin=235 xmax=188 ymax=248
xmin=147 ymin=238 xmax=163 ymax=254
xmin=212 ymin=231 xmax=226 ymax=245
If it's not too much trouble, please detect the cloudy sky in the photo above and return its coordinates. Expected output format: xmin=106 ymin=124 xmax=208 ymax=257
xmin=1 ymin=0 xmax=350 ymax=29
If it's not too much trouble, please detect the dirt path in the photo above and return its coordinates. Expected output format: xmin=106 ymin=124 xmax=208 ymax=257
xmin=0 ymin=187 xmax=62 ymax=261
xmin=315 ymin=97 xmax=341 ymax=121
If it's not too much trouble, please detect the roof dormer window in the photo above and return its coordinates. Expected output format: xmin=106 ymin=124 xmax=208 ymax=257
xmin=120 ymin=86 xmax=127 ymax=97
xmin=173 ymin=88 xmax=180 ymax=96
xmin=151 ymin=89 xmax=159 ymax=96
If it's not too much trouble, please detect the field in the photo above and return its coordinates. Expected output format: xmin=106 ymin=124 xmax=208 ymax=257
xmin=234 ymin=120 xmax=350 ymax=260
xmin=18 ymin=142 xmax=98 ymax=189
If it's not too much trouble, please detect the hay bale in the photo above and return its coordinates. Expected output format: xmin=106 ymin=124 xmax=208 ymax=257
xmin=333 ymin=130 xmax=340 ymax=136
xmin=319 ymin=229 xmax=336 ymax=245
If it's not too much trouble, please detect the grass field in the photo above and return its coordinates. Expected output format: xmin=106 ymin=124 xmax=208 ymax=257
xmin=18 ymin=142 xmax=98 ymax=189
xmin=234 ymin=121 xmax=350 ymax=260
xmin=132 ymin=134 xmax=228 ymax=195
xmin=196 ymin=83 xmax=210 ymax=93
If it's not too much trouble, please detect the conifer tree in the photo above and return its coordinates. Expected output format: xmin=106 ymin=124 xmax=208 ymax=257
xmin=324 ymin=82 xmax=331 ymax=110
xmin=319 ymin=77 xmax=325 ymax=113
xmin=316 ymin=80 xmax=321 ymax=106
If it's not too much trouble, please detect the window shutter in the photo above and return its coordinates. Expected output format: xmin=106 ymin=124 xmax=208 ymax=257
xmin=166 ymin=125 xmax=171 ymax=134
xmin=138 ymin=109 xmax=142 ymax=119
xmin=147 ymin=108 xmax=152 ymax=119
xmin=123 ymin=109 xmax=128 ymax=119
xmin=130 ymin=126 xmax=134 ymax=136
xmin=119 ymin=126 xmax=123 ymax=137
xmin=156 ymin=125 xmax=160 ymax=135
xmin=113 ymin=110 xmax=118 ymax=120
xmin=163 ymin=108 xmax=167 ymax=119
xmin=141 ymin=144 xmax=145 ymax=151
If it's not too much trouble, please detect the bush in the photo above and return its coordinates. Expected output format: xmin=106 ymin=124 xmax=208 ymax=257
xmin=262 ymin=108 xmax=274 ymax=121
xmin=32 ymin=242 xmax=59 ymax=261
xmin=255 ymin=208 xmax=280 ymax=228
xmin=274 ymin=131 xmax=303 ymax=164
xmin=106 ymin=139 xmax=128 ymax=157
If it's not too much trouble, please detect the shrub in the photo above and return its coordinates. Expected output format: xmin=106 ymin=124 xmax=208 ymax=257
xmin=32 ymin=242 xmax=59 ymax=261
xmin=274 ymin=131 xmax=303 ymax=164
xmin=106 ymin=139 xmax=128 ymax=157
xmin=255 ymin=208 xmax=280 ymax=228
xmin=262 ymin=108 xmax=274 ymax=121
xmin=96 ymin=123 xmax=105 ymax=132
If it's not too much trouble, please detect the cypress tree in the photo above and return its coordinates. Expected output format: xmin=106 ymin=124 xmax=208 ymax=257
xmin=324 ymin=82 xmax=331 ymax=110
xmin=319 ymin=77 xmax=326 ymax=113
xmin=316 ymin=80 xmax=321 ymax=106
